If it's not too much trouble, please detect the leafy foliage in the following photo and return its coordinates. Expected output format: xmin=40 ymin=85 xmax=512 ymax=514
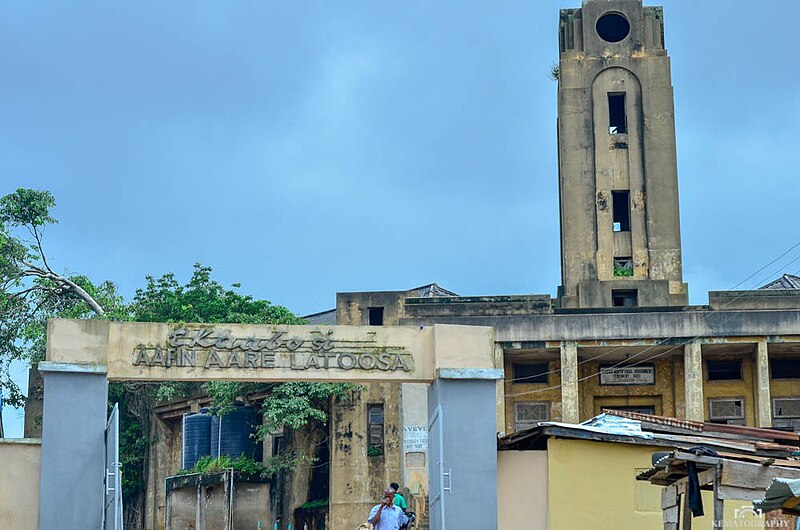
xmin=1 ymin=189 xmax=358 ymax=526
xmin=259 ymin=381 xmax=358 ymax=435
xmin=613 ymin=265 xmax=634 ymax=277
xmin=1 ymin=189 xmax=126 ymax=407
xmin=177 ymin=453 xmax=304 ymax=480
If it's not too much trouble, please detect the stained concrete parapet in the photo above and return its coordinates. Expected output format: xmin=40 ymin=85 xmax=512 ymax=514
xmin=402 ymin=308 xmax=800 ymax=342
xmin=709 ymin=290 xmax=800 ymax=310
xmin=405 ymin=294 xmax=552 ymax=317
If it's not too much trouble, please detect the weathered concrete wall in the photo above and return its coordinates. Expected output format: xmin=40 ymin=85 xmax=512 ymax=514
xmin=710 ymin=290 xmax=800 ymax=310
xmin=165 ymin=472 xmax=271 ymax=529
xmin=0 ymin=439 xmax=41 ymax=530
xmin=557 ymin=0 xmax=686 ymax=308
xmin=400 ymin=382 xmax=429 ymax=527
xmin=23 ymin=367 xmax=43 ymax=438
xmin=497 ymin=451 xmax=547 ymax=530
xmin=405 ymin=295 xmax=552 ymax=317
xmin=329 ymin=384 xmax=402 ymax=530
xmin=403 ymin=309 xmax=800 ymax=343
xmin=146 ymin=414 xmax=182 ymax=529
xmin=579 ymin=356 xmax=678 ymax=420
xmin=504 ymin=358 xmax=563 ymax=430
xmin=702 ymin=351 xmax=757 ymax=425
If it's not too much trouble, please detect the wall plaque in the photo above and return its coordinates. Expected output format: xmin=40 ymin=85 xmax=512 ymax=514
xmin=599 ymin=364 xmax=655 ymax=385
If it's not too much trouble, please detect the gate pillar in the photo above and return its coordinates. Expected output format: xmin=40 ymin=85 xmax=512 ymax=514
xmin=37 ymin=361 xmax=108 ymax=530
xmin=427 ymin=369 xmax=502 ymax=530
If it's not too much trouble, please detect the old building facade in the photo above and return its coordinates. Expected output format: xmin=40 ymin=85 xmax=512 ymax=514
xmin=19 ymin=2 xmax=797 ymax=530
xmin=323 ymin=1 xmax=800 ymax=529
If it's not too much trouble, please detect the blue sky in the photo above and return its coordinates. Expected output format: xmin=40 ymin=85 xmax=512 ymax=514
xmin=2 ymin=1 xmax=799 ymax=435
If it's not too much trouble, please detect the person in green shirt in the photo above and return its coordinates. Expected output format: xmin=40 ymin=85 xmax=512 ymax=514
xmin=389 ymin=482 xmax=407 ymax=511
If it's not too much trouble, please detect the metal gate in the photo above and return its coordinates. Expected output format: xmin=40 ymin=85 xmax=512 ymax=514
xmin=103 ymin=403 xmax=124 ymax=530
xmin=428 ymin=405 xmax=448 ymax=530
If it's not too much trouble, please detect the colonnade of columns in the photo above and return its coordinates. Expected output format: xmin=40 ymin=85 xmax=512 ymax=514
xmin=554 ymin=338 xmax=776 ymax=426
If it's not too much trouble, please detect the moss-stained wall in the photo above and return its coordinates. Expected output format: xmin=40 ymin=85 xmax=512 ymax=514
xmin=579 ymin=357 xmax=678 ymax=420
xmin=504 ymin=359 xmax=562 ymax=431
xmin=702 ymin=355 xmax=756 ymax=425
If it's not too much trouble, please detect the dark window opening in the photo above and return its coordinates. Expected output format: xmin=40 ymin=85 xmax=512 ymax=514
xmin=612 ymin=289 xmax=637 ymax=307
xmin=601 ymin=405 xmax=655 ymax=415
xmin=271 ymin=433 xmax=286 ymax=457
xmin=367 ymin=404 xmax=384 ymax=455
xmin=596 ymin=12 xmax=630 ymax=43
xmin=707 ymin=359 xmax=742 ymax=381
xmin=608 ymin=93 xmax=627 ymax=134
xmin=612 ymin=190 xmax=630 ymax=232
xmin=771 ymin=359 xmax=800 ymax=379
xmin=512 ymin=362 xmax=549 ymax=384
xmin=614 ymin=257 xmax=633 ymax=277
xmin=368 ymin=307 xmax=384 ymax=326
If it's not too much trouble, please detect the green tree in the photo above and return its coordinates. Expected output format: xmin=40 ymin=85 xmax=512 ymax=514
xmin=1 ymin=189 xmax=353 ymax=527
xmin=120 ymin=264 xmax=356 ymax=527
xmin=0 ymin=189 xmax=126 ymax=410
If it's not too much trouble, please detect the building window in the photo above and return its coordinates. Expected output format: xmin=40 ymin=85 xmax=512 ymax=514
xmin=601 ymin=405 xmax=655 ymax=415
xmin=608 ymin=93 xmax=627 ymax=134
xmin=514 ymin=401 xmax=550 ymax=431
xmin=367 ymin=404 xmax=384 ymax=455
xmin=612 ymin=191 xmax=630 ymax=232
xmin=612 ymin=289 xmax=637 ymax=307
xmin=708 ymin=398 xmax=745 ymax=425
xmin=773 ymin=398 xmax=800 ymax=431
xmin=512 ymin=362 xmax=549 ymax=384
xmin=613 ymin=257 xmax=633 ymax=277
xmin=271 ymin=433 xmax=285 ymax=457
xmin=707 ymin=359 xmax=742 ymax=381
xmin=771 ymin=359 xmax=800 ymax=379
xmin=597 ymin=13 xmax=630 ymax=43
xmin=368 ymin=307 xmax=384 ymax=326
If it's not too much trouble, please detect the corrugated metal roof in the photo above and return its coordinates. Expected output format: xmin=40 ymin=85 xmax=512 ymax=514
xmin=498 ymin=411 xmax=800 ymax=457
xmin=604 ymin=409 xmax=800 ymax=442
xmin=760 ymin=274 xmax=800 ymax=290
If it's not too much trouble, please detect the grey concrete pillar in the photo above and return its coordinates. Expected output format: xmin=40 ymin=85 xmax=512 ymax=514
xmin=494 ymin=343 xmax=506 ymax=435
xmin=37 ymin=361 xmax=108 ymax=530
xmin=755 ymin=339 xmax=772 ymax=428
xmin=427 ymin=369 xmax=501 ymax=530
xmin=684 ymin=340 xmax=704 ymax=421
xmin=560 ymin=341 xmax=580 ymax=423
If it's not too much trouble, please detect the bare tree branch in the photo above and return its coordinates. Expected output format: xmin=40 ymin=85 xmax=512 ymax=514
xmin=31 ymin=225 xmax=53 ymax=273
xmin=19 ymin=259 xmax=105 ymax=316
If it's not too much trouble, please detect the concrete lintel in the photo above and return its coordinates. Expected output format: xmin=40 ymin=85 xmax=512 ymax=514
xmin=37 ymin=361 xmax=108 ymax=375
xmin=436 ymin=368 xmax=503 ymax=380
xmin=0 ymin=438 xmax=42 ymax=445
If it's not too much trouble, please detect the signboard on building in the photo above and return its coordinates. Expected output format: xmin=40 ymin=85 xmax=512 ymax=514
xmin=404 ymin=425 xmax=428 ymax=452
xmin=599 ymin=364 xmax=655 ymax=385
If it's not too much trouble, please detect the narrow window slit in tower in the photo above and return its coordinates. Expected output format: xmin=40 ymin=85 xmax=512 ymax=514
xmin=608 ymin=93 xmax=627 ymax=134
xmin=612 ymin=190 xmax=630 ymax=232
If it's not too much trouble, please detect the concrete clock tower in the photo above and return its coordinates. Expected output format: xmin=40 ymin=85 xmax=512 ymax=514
xmin=557 ymin=0 xmax=689 ymax=309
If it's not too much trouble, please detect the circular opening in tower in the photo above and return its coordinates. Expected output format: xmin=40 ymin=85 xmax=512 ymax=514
xmin=596 ymin=12 xmax=630 ymax=42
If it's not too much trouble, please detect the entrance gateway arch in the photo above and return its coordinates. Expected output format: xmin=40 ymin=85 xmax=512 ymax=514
xmin=38 ymin=319 xmax=501 ymax=530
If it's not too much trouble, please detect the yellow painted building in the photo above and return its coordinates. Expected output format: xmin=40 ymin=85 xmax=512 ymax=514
xmin=497 ymin=419 xmax=795 ymax=530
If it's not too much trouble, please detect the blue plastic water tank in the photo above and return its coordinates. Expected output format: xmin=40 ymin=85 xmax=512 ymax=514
xmin=210 ymin=405 xmax=263 ymax=462
xmin=181 ymin=409 xmax=212 ymax=470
